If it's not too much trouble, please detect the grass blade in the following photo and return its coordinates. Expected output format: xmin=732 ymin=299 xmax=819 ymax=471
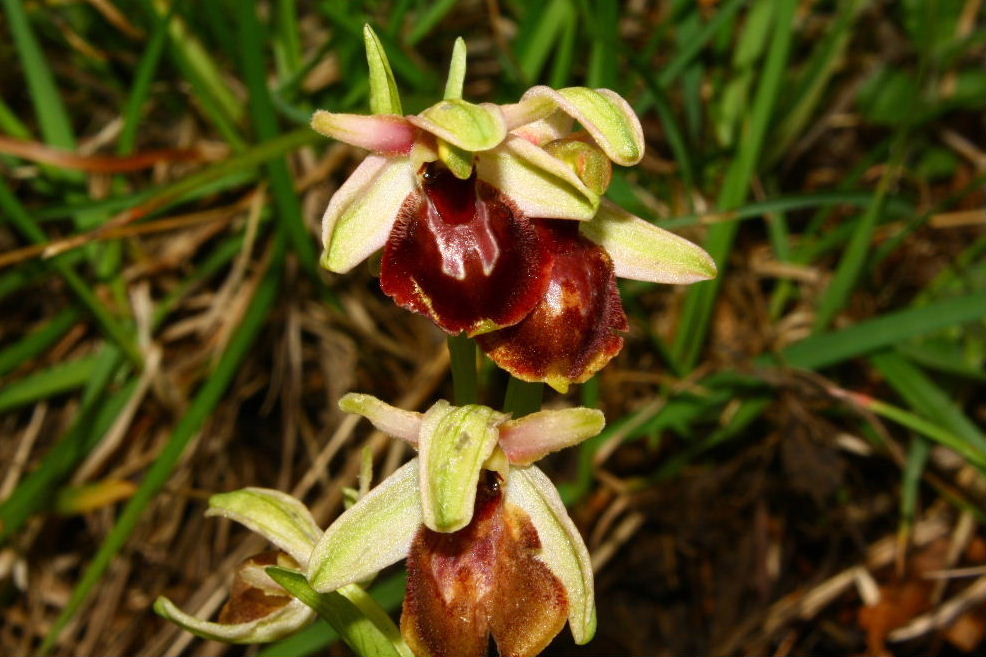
xmin=0 ymin=307 xmax=80 ymax=377
xmin=779 ymin=293 xmax=983 ymax=370
xmin=0 ymin=353 xmax=100 ymax=414
xmin=0 ymin=348 xmax=129 ymax=542
xmin=673 ymin=0 xmax=798 ymax=370
xmin=2 ymin=0 xmax=75 ymax=149
xmin=0 ymin=179 xmax=142 ymax=366
xmin=870 ymin=351 xmax=984 ymax=450
xmin=236 ymin=2 xmax=317 ymax=277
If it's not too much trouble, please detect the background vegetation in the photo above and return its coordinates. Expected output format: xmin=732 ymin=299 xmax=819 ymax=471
xmin=0 ymin=0 xmax=983 ymax=655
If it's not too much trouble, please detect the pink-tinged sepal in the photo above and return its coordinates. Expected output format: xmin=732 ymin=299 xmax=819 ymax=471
xmin=477 ymin=220 xmax=628 ymax=393
xmin=498 ymin=408 xmax=605 ymax=466
xmin=380 ymin=163 xmax=552 ymax=336
xmin=320 ymin=156 xmax=416 ymax=274
xmin=311 ymin=112 xmax=416 ymax=155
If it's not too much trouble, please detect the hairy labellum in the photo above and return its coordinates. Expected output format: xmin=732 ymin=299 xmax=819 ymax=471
xmin=402 ymin=471 xmax=568 ymax=657
xmin=477 ymin=220 xmax=628 ymax=392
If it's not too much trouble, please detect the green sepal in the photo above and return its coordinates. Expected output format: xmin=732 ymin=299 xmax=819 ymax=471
xmin=363 ymin=25 xmax=402 ymax=115
xmin=444 ymin=37 xmax=467 ymax=100
xmin=206 ymin=488 xmax=321 ymax=565
xmin=308 ymin=460 xmax=422 ymax=593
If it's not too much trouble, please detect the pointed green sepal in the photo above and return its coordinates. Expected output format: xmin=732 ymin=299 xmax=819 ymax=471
xmin=418 ymin=401 xmax=506 ymax=532
xmin=308 ymin=459 xmax=422 ymax=593
xmin=444 ymin=37 xmax=467 ymax=100
xmin=320 ymin=156 xmax=416 ymax=273
xmin=580 ymin=200 xmax=718 ymax=284
xmin=363 ymin=25 xmax=402 ymax=115
xmin=154 ymin=595 xmax=315 ymax=644
xmin=206 ymin=488 xmax=321 ymax=565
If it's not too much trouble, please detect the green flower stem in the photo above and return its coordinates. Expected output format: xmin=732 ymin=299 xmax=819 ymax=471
xmin=267 ymin=568 xmax=413 ymax=657
xmin=447 ymin=335 xmax=478 ymax=405
xmin=503 ymin=376 xmax=543 ymax=418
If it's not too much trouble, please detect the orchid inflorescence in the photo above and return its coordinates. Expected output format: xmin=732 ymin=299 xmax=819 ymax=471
xmin=156 ymin=25 xmax=715 ymax=657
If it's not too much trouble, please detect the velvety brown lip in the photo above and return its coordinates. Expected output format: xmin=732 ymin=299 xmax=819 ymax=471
xmin=402 ymin=471 xmax=568 ymax=657
xmin=476 ymin=219 xmax=628 ymax=391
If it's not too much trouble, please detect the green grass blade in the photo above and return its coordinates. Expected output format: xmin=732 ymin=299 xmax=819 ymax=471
xmin=118 ymin=0 xmax=177 ymax=156
xmin=274 ymin=0 xmax=303 ymax=78
xmin=658 ymin=0 xmax=747 ymax=90
xmin=714 ymin=0 xmax=773 ymax=146
xmin=0 ymin=307 xmax=81 ymax=377
xmin=0 ymin=180 xmax=142 ymax=367
xmin=40 ymin=245 xmax=284 ymax=654
xmin=0 ymin=348 xmax=128 ymax=542
xmin=236 ymin=2 xmax=317 ymax=277
xmin=140 ymin=0 xmax=246 ymax=149
xmin=673 ymin=0 xmax=798 ymax=370
xmin=778 ymin=293 xmax=983 ymax=370
xmin=855 ymin=395 xmax=984 ymax=469
xmin=548 ymin=8 xmax=577 ymax=89
xmin=2 ymin=0 xmax=75 ymax=149
xmin=894 ymin=340 xmax=986 ymax=381
xmin=870 ymin=351 xmax=984 ymax=450
xmin=812 ymin=163 xmax=896 ymax=331
xmin=407 ymin=0 xmax=459 ymax=46
xmin=656 ymin=190 xmax=913 ymax=230
xmin=585 ymin=0 xmax=619 ymax=89
xmin=769 ymin=0 xmax=866 ymax=160
xmin=515 ymin=0 xmax=572 ymax=84
xmin=0 ymin=95 xmax=32 ymax=139
xmin=447 ymin=335 xmax=478 ymax=405
xmin=0 ymin=353 xmax=100 ymax=414
xmin=900 ymin=436 xmax=930 ymax=538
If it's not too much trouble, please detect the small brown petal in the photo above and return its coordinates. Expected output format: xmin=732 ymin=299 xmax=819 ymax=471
xmin=381 ymin=164 xmax=551 ymax=336
xmin=218 ymin=551 xmax=294 ymax=624
xmin=477 ymin=220 xmax=628 ymax=392
xmin=402 ymin=471 xmax=568 ymax=657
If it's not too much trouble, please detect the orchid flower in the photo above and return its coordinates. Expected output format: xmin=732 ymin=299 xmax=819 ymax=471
xmin=315 ymin=27 xmax=716 ymax=391
xmin=307 ymin=393 xmax=604 ymax=657
xmin=154 ymin=489 xmax=318 ymax=642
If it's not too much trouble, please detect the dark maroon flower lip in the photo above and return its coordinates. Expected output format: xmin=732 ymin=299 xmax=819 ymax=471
xmin=380 ymin=163 xmax=552 ymax=336
xmin=476 ymin=219 xmax=628 ymax=393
